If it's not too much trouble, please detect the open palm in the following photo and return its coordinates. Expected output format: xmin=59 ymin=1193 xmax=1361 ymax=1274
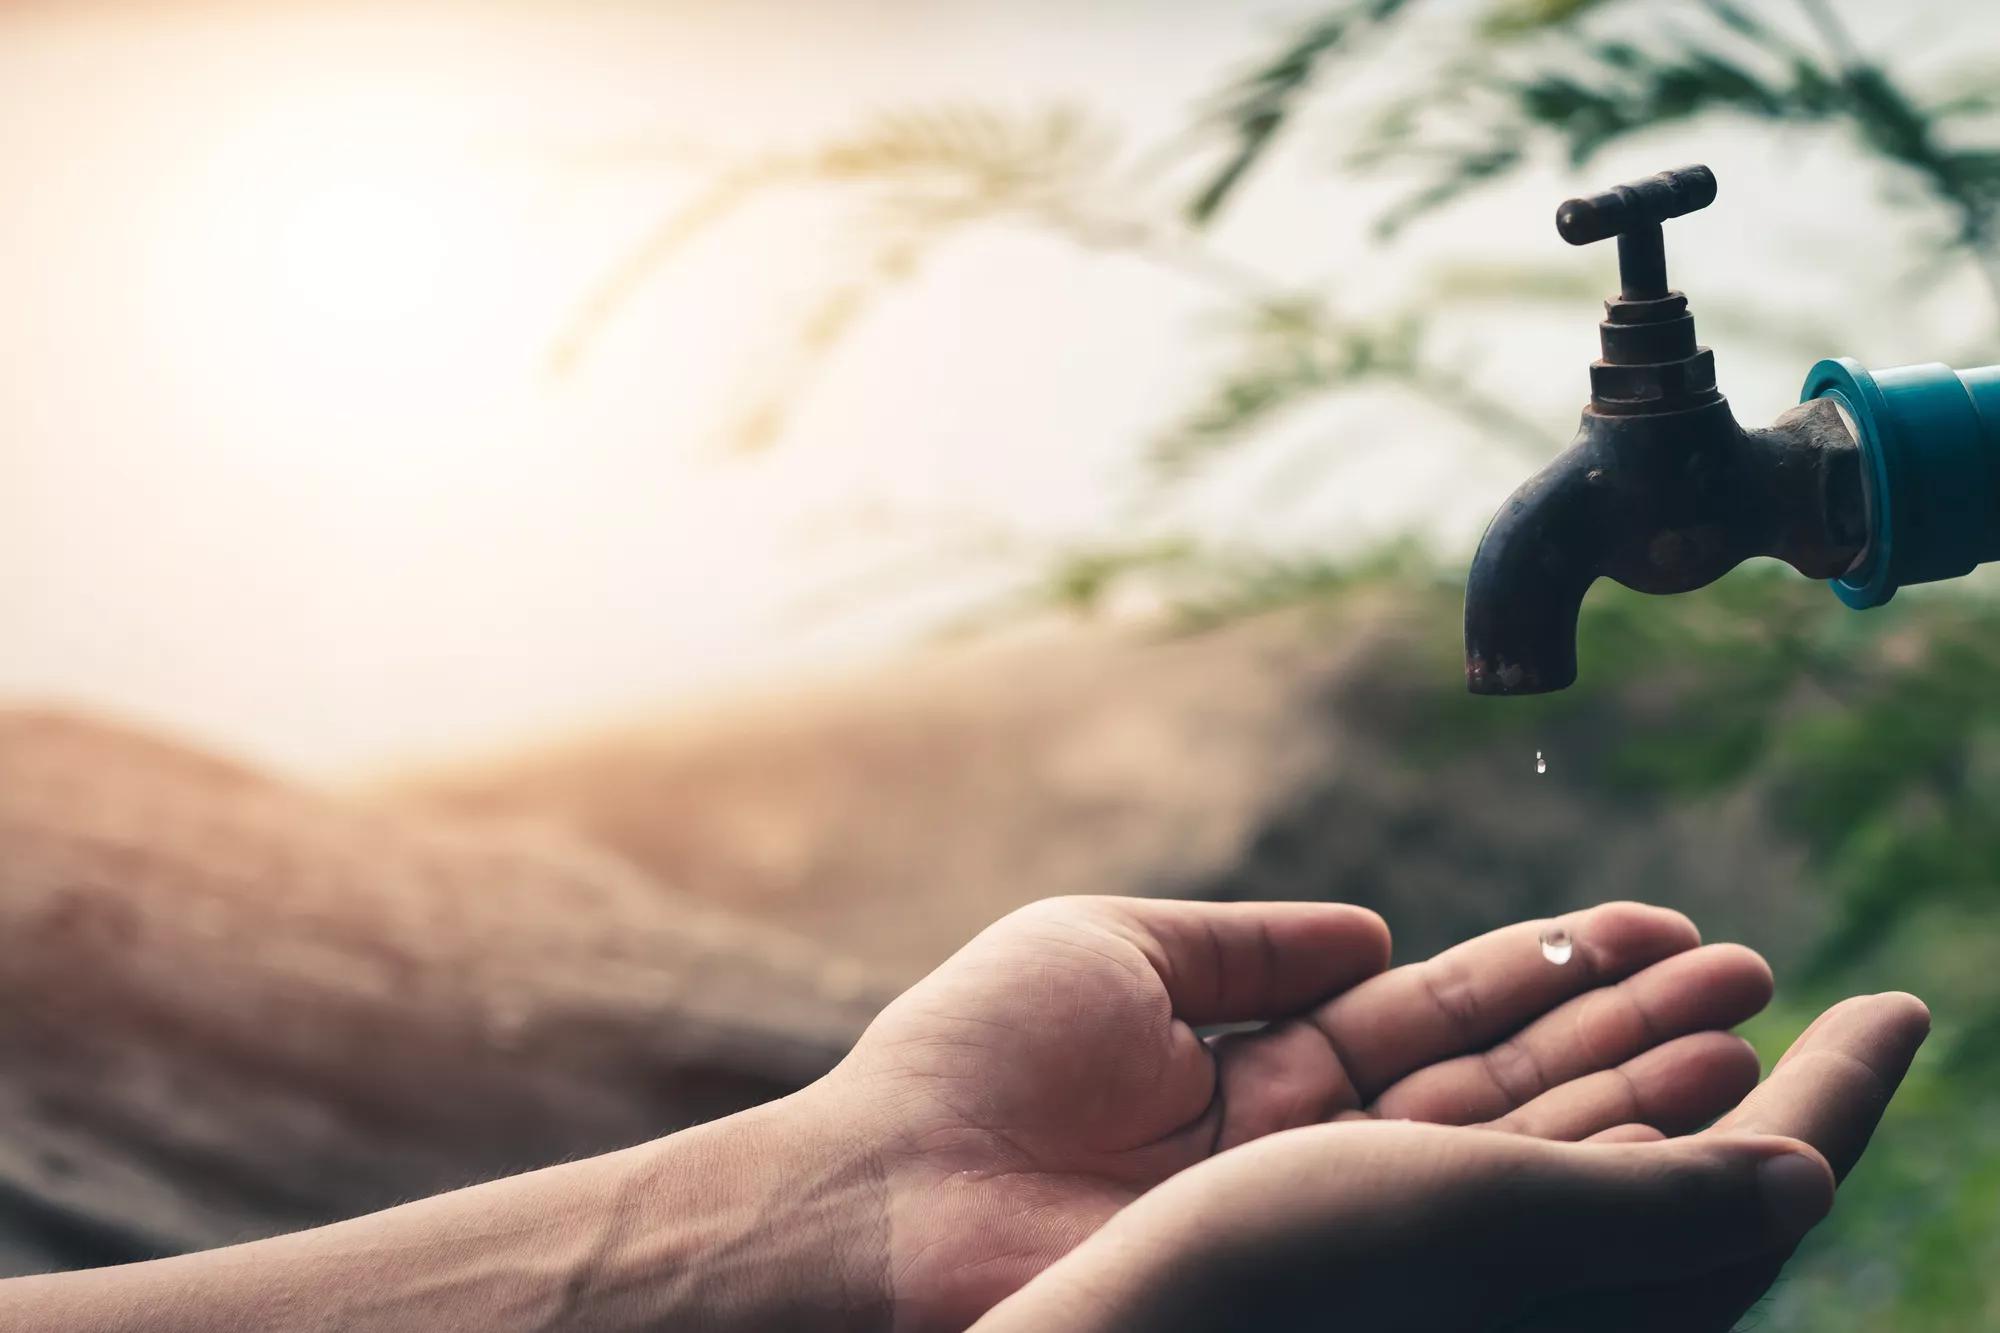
xmin=830 ymin=896 xmax=1772 ymax=1331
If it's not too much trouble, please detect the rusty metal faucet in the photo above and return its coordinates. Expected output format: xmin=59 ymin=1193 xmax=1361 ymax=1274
xmin=1464 ymin=165 xmax=1868 ymax=695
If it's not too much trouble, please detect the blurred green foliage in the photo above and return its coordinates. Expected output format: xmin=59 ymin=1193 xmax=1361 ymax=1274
xmin=1183 ymin=0 xmax=1415 ymax=226
xmin=1193 ymin=0 xmax=2000 ymax=276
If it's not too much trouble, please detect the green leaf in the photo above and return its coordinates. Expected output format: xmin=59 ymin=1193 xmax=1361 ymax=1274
xmin=1185 ymin=1 xmax=1417 ymax=226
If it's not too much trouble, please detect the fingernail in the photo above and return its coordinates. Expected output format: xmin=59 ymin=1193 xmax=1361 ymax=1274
xmin=1758 ymin=1152 xmax=1832 ymax=1239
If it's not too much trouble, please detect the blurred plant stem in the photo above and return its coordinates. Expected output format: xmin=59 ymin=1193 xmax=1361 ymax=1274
xmin=549 ymin=103 xmax=1552 ymax=474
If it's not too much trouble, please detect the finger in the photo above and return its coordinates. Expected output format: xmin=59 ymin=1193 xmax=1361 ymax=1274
xmin=1212 ymin=918 xmax=1753 ymax=1144
xmin=1485 ymin=1031 xmax=1761 ymax=1140
xmin=978 ymin=1121 xmax=1832 ymax=1333
xmin=1372 ymin=943 xmax=1770 ymax=1122
xmin=1584 ymin=1123 xmax=1665 ymax=1144
xmin=1073 ymin=897 xmax=1391 ymax=1026
xmin=1312 ymin=902 xmax=1701 ymax=1100
xmin=1297 ymin=1125 xmax=1833 ymax=1321
xmin=1478 ymin=1132 xmax=1833 ymax=1298
xmin=1702 ymin=991 xmax=1931 ymax=1178
xmin=1210 ymin=1017 xmax=1360 ymax=1151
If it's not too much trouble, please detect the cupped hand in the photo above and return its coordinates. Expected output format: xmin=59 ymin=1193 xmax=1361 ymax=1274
xmin=968 ymin=989 xmax=1928 ymax=1333
xmin=1519 ymin=989 xmax=1932 ymax=1331
xmin=819 ymin=896 xmax=1775 ymax=1330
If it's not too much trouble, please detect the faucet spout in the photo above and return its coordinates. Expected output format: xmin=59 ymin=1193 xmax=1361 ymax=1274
xmin=1464 ymin=398 xmax=1866 ymax=695
xmin=1463 ymin=461 xmax=1600 ymax=695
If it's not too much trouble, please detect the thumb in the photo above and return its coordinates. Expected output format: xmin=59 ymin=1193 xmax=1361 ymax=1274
xmin=1045 ymin=895 xmax=1392 ymax=1024
xmin=1475 ymin=1131 xmax=1835 ymax=1300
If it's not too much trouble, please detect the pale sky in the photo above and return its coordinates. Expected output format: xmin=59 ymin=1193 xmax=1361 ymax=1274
xmin=2 ymin=0 xmax=1989 ymax=775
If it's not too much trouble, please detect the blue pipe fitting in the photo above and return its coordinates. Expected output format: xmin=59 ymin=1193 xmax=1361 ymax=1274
xmin=1800 ymin=358 xmax=2000 ymax=608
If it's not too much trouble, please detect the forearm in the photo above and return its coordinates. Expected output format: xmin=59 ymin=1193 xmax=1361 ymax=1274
xmin=0 ymin=1090 xmax=890 ymax=1333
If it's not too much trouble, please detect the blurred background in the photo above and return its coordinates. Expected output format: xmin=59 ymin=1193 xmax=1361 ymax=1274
xmin=4 ymin=0 xmax=2000 ymax=1327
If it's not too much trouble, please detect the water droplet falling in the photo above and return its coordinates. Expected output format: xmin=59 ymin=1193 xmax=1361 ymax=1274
xmin=1539 ymin=925 xmax=1573 ymax=966
xmin=1535 ymin=749 xmax=1547 ymax=775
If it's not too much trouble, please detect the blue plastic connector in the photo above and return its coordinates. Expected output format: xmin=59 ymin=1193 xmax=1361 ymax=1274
xmin=1800 ymin=358 xmax=2000 ymax=608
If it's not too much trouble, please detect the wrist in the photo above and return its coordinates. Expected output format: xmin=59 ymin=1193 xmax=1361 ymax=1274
xmin=569 ymin=1084 xmax=892 ymax=1333
xmin=969 ymin=1182 xmax=1196 ymax=1333
xmin=0 ymin=1083 xmax=894 ymax=1333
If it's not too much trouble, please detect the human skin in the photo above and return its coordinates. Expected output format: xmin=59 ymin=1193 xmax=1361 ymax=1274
xmin=971 ymin=997 xmax=1929 ymax=1332
xmin=0 ymin=897 xmax=1927 ymax=1332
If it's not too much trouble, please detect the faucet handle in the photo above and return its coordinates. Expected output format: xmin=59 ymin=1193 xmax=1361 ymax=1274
xmin=1556 ymin=164 xmax=1715 ymax=302
xmin=1555 ymin=164 xmax=1717 ymax=246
